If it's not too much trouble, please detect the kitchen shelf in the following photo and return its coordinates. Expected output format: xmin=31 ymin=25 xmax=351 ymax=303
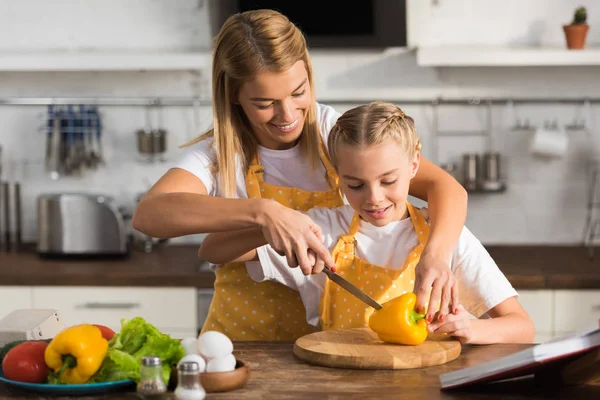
xmin=417 ymin=45 xmax=600 ymax=67
xmin=0 ymin=51 xmax=212 ymax=71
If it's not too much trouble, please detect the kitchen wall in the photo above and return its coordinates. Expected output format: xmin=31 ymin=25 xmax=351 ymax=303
xmin=0 ymin=0 xmax=599 ymax=245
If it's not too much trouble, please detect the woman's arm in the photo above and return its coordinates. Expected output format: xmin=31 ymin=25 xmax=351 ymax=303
xmin=408 ymin=156 xmax=468 ymax=322
xmin=132 ymin=168 xmax=335 ymax=271
xmin=198 ymin=228 xmax=265 ymax=264
xmin=428 ymin=298 xmax=536 ymax=344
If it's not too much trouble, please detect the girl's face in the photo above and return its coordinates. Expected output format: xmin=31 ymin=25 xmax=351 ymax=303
xmin=336 ymin=139 xmax=420 ymax=227
xmin=237 ymin=60 xmax=311 ymax=150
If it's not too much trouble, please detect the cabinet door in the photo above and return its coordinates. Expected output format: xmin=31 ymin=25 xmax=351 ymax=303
xmin=517 ymin=290 xmax=554 ymax=343
xmin=554 ymin=290 xmax=600 ymax=336
xmin=0 ymin=286 xmax=32 ymax=319
xmin=31 ymin=287 xmax=197 ymax=334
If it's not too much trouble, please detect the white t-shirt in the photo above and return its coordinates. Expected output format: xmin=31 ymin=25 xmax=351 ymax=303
xmin=251 ymin=205 xmax=518 ymax=327
xmin=173 ymin=102 xmax=341 ymax=197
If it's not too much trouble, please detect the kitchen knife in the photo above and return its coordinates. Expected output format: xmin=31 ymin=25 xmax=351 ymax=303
xmin=322 ymin=267 xmax=383 ymax=310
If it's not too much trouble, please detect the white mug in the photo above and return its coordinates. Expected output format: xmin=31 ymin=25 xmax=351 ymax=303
xmin=530 ymin=127 xmax=568 ymax=158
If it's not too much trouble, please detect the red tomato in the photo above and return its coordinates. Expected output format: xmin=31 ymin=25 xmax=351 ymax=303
xmin=1 ymin=341 xmax=49 ymax=383
xmin=93 ymin=324 xmax=116 ymax=340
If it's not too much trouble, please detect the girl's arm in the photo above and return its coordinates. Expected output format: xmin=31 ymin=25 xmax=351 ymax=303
xmin=407 ymin=156 xmax=468 ymax=321
xmin=198 ymin=228 xmax=265 ymax=264
xmin=132 ymin=168 xmax=335 ymax=271
xmin=428 ymin=298 xmax=536 ymax=344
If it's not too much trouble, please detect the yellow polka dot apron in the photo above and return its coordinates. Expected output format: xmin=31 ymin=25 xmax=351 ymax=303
xmin=319 ymin=202 xmax=430 ymax=330
xmin=201 ymin=142 xmax=345 ymax=341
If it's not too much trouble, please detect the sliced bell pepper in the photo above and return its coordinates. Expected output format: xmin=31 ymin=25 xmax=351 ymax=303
xmin=44 ymin=324 xmax=108 ymax=384
xmin=368 ymin=292 xmax=428 ymax=345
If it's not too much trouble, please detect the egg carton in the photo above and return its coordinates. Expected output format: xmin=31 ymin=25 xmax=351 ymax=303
xmin=0 ymin=309 xmax=65 ymax=348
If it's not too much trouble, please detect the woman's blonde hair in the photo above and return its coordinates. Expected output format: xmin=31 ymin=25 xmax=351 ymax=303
xmin=182 ymin=9 xmax=321 ymax=198
xmin=327 ymin=101 xmax=421 ymax=168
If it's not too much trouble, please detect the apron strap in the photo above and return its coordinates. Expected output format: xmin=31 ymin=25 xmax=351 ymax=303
xmin=406 ymin=202 xmax=430 ymax=246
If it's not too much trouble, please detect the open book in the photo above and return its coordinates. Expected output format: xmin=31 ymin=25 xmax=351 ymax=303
xmin=439 ymin=326 xmax=600 ymax=390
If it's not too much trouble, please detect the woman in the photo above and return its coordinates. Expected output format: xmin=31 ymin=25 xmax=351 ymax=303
xmin=132 ymin=9 xmax=468 ymax=341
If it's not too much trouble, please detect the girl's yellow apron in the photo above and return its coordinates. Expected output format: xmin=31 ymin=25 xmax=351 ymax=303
xmin=201 ymin=143 xmax=345 ymax=341
xmin=319 ymin=202 xmax=430 ymax=330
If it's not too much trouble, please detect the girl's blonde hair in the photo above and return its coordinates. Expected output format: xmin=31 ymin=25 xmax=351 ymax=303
xmin=182 ymin=9 xmax=321 ymax=198
xmin=327 ymin=101 xmax=422 ymax=168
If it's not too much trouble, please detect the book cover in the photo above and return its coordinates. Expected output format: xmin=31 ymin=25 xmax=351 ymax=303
xmin=439 ymin=327 xmax=600 ymax=390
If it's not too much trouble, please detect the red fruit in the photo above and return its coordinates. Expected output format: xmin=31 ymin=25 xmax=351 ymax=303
xmin=93 ymin=324 xmax=116 ymax=340
xmin=1 ymin=341 xmax=49 ymax=383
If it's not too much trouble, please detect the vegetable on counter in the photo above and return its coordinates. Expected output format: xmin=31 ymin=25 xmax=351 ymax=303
xmin=44 ymin=324 xmax=109 ymax=384
xmin=369 ymin=292 xmax=428 ymax=345
xmin=2 ymin=341 xmax=50 ymax=383
xmin=88 ymin=317 xmax=184 ymax=384
xmin=92 ymin=324 xmax=115 ymax=341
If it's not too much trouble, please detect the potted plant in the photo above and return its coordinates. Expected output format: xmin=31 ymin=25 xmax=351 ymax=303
xmin=563 ymin=6 xmax=589 ymax=49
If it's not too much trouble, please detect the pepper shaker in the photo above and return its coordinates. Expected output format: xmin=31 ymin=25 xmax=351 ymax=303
xmin=137 ymin=356 xmax=167 ymax=397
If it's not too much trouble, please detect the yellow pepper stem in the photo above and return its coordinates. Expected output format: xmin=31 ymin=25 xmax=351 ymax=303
xmin=410 ymin=311 xmax=426 ymax=325
xmin=54 ymin=355 xmax=77 ymax=380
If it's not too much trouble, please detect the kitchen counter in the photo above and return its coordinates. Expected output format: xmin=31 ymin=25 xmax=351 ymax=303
xmin=0 ymin=342 xmax=598 ymax=399
xmin=0 ymin=245 xmax=599 ymax=289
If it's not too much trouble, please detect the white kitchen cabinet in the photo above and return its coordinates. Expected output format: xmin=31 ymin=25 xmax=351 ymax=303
xmin=553 ymin=290 xmax=600 ymax=336
xmin=0 ymin=286 xmax=33 ymax=319
xmin=517 ymin=290 xmax=554 ymax=343
xmin=31 ymin=287 xmax=197 ymax=337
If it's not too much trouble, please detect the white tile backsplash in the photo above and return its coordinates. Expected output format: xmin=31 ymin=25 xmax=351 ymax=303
xmin=0 ymin=0 xmax=599 ymax=246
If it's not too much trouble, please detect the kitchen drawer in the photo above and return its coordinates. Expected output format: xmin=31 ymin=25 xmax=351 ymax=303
xmin=553 ymin=289 xmax=600 ymax=334
xmin=0 ymin=286 xmax=33 ymax=319
xmin=31 ymin=287 xmax=197 ymax=333
xmin=516 ymin=290 xmax=553 ymax=339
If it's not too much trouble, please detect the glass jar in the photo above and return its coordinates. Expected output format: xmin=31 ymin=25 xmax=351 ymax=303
xmin=174 ymin=361 xmax=205 ymax=400
xmin=137 ymin=356 xmax=167 ymax=397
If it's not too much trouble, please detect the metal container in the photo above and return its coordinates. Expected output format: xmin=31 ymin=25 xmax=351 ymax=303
xmin=462 ymin=153 xmax=480 ymax=192
xmin=480 ymin=152 xmax=506 ymax=192
xmin=136 ymin=128 xmax=167 ymax=156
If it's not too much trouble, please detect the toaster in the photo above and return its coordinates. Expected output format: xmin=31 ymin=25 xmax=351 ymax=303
xmin=37 ymin=193 xmax=130 ymax=257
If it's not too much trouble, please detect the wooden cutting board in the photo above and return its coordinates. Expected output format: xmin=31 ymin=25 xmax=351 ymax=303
xmin=293 ymin=328 xmax=461 ymax=370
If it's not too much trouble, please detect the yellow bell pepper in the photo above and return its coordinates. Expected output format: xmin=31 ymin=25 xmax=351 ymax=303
xmin=368 ymin=292 xmax=428 ymax=345
xmin=44 ymin=324 xmax=109 ymax=384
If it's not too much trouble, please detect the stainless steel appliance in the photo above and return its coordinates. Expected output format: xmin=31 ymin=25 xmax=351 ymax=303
xmin=36 ymin=193 xmax=129 ymax=257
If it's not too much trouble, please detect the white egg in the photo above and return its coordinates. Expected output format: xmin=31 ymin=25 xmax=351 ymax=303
xmin=177 ymin=354 xmax=206 ymax=373
xmin=180 ymin=337 xmax=199 ymax=356
xmin=197 ymin=330 xmax=233 ymax=359
xmin=206 ymin=353 xmax=236 ymax=373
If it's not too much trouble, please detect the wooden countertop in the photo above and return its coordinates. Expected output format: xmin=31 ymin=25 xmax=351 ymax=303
xmin=0 ymin=245 xmax=599 ymax=289
xmin=1 ymin=341 xmax=598 ymax=399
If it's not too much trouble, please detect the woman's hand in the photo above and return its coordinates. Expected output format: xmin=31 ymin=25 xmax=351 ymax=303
xmin=427 ymin=305 xmax=472 ymax=344
xmin=413 ymin=250 xmax=459 ymax=324
xmin=258 ymin=200 xmax=334 ymax=275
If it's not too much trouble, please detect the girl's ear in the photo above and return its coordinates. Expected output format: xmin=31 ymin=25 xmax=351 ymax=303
xmin=409 ymin=152 xmax=420 ymax=179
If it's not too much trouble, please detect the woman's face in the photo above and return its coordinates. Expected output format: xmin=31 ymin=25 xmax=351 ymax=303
xmin=237 ymin=60 xmax=311 ymax=150
xmin=336 ymin=139 xmax=420 ymax=227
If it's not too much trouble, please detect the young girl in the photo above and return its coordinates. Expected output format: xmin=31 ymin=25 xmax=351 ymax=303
xmin=199 ymin=102 xmax=535 ymax=344
xmin=133 ymin=9 xmax=468 ymax=341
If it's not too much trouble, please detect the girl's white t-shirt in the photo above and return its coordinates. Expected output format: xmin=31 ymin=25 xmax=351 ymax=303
xmin=251 ymin=205 xmax=519 ymax=327
xmin=173 ymin=103 xmax=341 ymax=197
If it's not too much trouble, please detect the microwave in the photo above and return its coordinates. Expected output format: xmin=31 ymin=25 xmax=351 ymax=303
xmin=209 ymin=0 xmax=407 ymax=49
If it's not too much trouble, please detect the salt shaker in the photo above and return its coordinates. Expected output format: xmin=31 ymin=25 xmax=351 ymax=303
xmin=137 ymin=356 xmax=167 ymax=397
xmin=174 ymin=361 xmax=205 ymax=400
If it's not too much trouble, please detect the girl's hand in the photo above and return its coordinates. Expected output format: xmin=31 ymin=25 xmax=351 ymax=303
xmin=258 ymin=200 xmax=334 ymax=275
xmin=413 ymin=250 xmax=459 ymax=323
xmin=427 ymin=305 xmax=472 ymax=344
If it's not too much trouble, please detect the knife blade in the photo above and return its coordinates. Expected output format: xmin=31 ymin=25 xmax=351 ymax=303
xmin=322 ymin=268 xmax=383 ymax=310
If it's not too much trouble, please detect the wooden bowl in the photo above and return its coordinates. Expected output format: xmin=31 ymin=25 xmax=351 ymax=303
xmin=200 ymin=359 xmax=250 ymax=393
